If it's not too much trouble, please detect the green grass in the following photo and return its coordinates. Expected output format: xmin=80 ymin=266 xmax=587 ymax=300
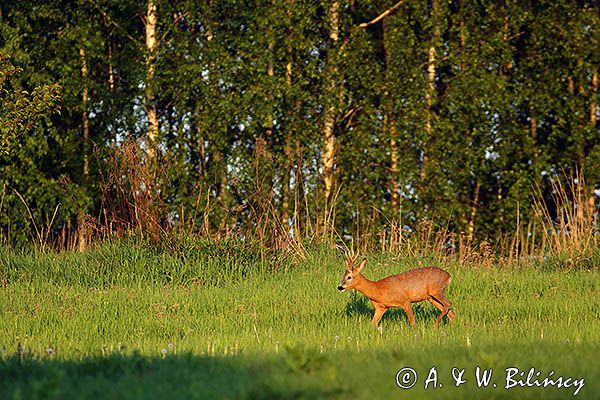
xmin=0 ymin=242 xmax=598 ymax=399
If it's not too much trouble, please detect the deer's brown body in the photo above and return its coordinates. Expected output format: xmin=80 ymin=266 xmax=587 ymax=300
xmin=338 ymin=258 xmax=455 ymax=327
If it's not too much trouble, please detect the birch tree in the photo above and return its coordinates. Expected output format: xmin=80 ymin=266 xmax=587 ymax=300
xmin=145 ymin=0 xmax=159 ymax=158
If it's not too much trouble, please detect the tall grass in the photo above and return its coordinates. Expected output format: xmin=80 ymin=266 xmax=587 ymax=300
xmin=534 ymin=173 xmax=598 ymax=264
xmin=371 ymin=172 xmax=598 ymax=269
xmin=507 ymin=172 xmax=599 ymax=269
xmin=0 ymin=238 xmax=294 ymax=287
xmin=0 ymin=244 xmax=598 ymax=398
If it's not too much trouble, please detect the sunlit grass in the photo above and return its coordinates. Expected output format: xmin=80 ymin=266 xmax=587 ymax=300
xmin=0 ymin=243 xmax=598 ymax=399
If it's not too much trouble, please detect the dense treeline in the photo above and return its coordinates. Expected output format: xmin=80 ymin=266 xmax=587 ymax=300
xmin=0 ymin=0 xmax=598 ymax=248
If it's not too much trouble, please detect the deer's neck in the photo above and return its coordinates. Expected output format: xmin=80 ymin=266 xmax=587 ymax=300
xmin=353 ymin=275 xmax=380 ymax=300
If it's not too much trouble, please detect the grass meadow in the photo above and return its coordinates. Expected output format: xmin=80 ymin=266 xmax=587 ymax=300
xmin=0 ymin=241 xmax=598 ymax=399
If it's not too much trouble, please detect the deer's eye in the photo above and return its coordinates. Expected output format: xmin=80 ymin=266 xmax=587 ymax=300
xmin=347 ymin=276 xmax=352 ymax=280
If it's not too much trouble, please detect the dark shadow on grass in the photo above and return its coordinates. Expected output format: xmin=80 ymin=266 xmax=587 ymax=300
xmin=0 ymin=351 xmax=344 ymax=400
xmin=344 ymin=292 xmax=448 ymax=326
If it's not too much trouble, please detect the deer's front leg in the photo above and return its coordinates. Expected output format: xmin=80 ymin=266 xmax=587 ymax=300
xmin=371 ymin=302 xmax=387 ymax=326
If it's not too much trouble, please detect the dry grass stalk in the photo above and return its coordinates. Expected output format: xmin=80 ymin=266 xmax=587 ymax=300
xmin=532 ymin=172 xmax=597 ymax=264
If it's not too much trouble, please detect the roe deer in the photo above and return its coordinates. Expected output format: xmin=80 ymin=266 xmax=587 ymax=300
xmin=337 ymin=257 xmax=455 ymax=327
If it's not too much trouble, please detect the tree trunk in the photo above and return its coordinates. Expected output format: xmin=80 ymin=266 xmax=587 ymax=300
xmin=77 ymin=212 xmax=87 ymax=252
xmin=568 ymin=76 xmax=575 ymax=96
xmin=322 ymin=0 xmax=339 ymax=203
xmin=281 ymin=30 xmax=294 ymax=228
xmin=195 ymin=103 xmax=207 ymax=177
xmin=467 ymin=181 xmax=481 ymax=243
xmin=383 ymin=18 xmax=400 ymax=219
xmin=145 ymin=0 xmax=159 ymax=158
xmin=266 ymin=40 xmax=274 ymax=138
xmin=80 ymin=47 xmax=89 ymax=178
xmin=215 ymin=148 xmax=228 ymax=231
xmin=197 ymin=10 xmax=214 ymax=179
xmin=256 ymin=25 xmax=276 ymax=216
xmin=389 ymin=125 xmax=400 ymax=217
xmin=281 ymin=136 xmax=292 ymax=228
xmin=591 ymin=67 xmax=598 ymax=127
xmin=588 ymin=66 xmax=598 ymax=221
xmin=529 ymin=100 xmax=539 ymax=167
xmin=578 ymin=82 xmax=587 ymax=167
xmin=420 ymin=0 xmax=439 ymax=210
xmin=294 ymin=138 xmax=305 ymax=236
xmin=501 ymin=8 xmax=513 ymax=75
xmin=423 ymin=40 xmax=435 ymax=151
xmin=108 ymin=40 xmax=117 ymax=144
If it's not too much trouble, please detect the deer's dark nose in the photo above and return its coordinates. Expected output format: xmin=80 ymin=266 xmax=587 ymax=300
xmin=337 ymin=285 xmax=344 ymax=291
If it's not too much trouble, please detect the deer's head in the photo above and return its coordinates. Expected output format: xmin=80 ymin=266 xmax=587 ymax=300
xmin=337 ymin=256 xmax=366 ymax=292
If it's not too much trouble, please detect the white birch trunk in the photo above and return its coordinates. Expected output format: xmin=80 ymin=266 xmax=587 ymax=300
xmin=322 ymin=0 xmax=339 ymax=202
xmin=145 ymin=0 xmax=159 ymax=158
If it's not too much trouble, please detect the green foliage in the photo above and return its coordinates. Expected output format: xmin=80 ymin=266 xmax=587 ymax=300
xmin=0 ymin=0 xmax=599 ymax=247
xmin=0 ymin=56 xmax=61 ymax=156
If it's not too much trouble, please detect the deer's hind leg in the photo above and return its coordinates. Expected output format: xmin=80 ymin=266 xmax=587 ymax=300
xmin=429 ymin=292 xmax=454 ymax=326
xmin=428 ymin=297 xmax=445 ymax=315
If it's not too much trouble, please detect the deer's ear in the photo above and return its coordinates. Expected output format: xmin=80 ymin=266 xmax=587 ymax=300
xmin=354 ymin=259 xmax=367 ymax=274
